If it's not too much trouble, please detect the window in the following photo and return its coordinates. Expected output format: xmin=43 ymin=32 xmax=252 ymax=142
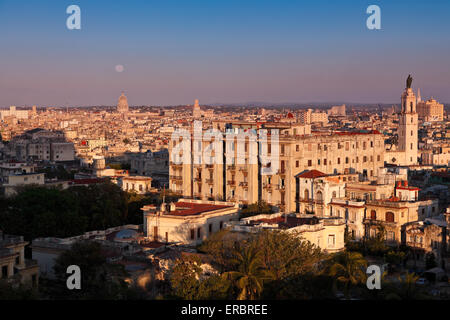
xmin=370 ymin=210 xmax=377 ymax=220
xmin=190 ymin=229 xmax=195 ymax=240
xmin=345 ymin=157 xmax=349 ymax=164
xmin=337 ymin=158 xmax=340 ymax=164
xmin=209 ymin=223 xmax=213 ymax=234
xmin=296 ymin=160 xmax=299 ymax=168
xmin=296 ymin=145 xmax=299 ymax=152
xmin=197 ymin=228 xmax=201 ymax=239
xmin=324 ymin=159 xmax=327 ymax=165
xmin=386 ymin=212 xmax=395 ymax=223
xmin=304 ymin=189 xmax=309 ymax=200
xmin=308 ymin=160 xmax=312 ymax=167
xmin=377 ymin=155 xmax=380 ymax=161
xmin=316 ymin=191 xmax=323 ymax=201
xmin=318 ymin=159 xmax=321 ymax=165
xmin=328 ymin=235 xmax=336 ymax=247
xmin=220 ymin=221 xmax=224 ymax=230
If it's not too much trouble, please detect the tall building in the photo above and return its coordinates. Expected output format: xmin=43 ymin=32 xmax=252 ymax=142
xmin=385 ymin=76 xmax=419 ymax=166
xmin=117 ymin=92 xmax=129 ymax=113
xmin=193 ymin=99 xmax=202 ymax=118
xmin=169 ymin=121 xmax=384 ymax=213
xmin=417 ymin=98 xmax=444 ymax=122
xmin=398 ymin=82 xmax=419 ymax=166
xmin=328 ymin=104 xmax=346 ymax=116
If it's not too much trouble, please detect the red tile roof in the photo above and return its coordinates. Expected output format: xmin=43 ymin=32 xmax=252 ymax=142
xmin=296 ymin=170 xmax=327 ymax=179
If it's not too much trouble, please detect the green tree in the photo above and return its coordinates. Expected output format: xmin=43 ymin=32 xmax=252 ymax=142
xmin=48 ymin=241 xmax=132 ymax=300
xmin=240 ymin=201 xmax=272 ymax=219
xmin=223 ymin=244 xmax=267 ymax=300
xmin=328 ymin=251 xmax=368 ymax=299
xmin=198 ymin=228 xmax=240 ymax=272
xmin=169 ymin=255 xmax=203 ymax=299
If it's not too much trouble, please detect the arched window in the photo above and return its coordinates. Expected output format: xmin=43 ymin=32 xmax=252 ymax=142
xmin=304 ymin=189 xmax=309 ymax=200
xmin=332 ymin=191 xmax=337 ymax=198
xmin=316 ymin=191 xmax=323 ymax=202
xmin=386 ymin=212 xmax=395 ymax=223
xmin=370 ymin=210 xmax=377 ymax=220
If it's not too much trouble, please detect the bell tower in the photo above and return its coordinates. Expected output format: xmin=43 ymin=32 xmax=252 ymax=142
xmin=398 ymin=75 xmax=418 ymax=165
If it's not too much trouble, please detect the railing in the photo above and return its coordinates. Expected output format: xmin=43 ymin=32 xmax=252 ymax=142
xmin=227 ymin=165 xmax=236 ymax=170
xmin=206 ymin=179 xmax=214 ymax=184
xmin=263 ymin=183 xmax=272 ymax=189
xmin=169 ymin=175 xmax=182 ymax=180
xmin=206 ymin=164 xmax=214 ymax=169
xmin=227 ymin=180 xmax=236 ymax=186
xmin=239 ymin=182 xmax=248 ymax=188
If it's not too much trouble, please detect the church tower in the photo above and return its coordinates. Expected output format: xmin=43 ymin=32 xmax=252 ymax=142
xmin=398 ymin=75 xmax=418 ymax=165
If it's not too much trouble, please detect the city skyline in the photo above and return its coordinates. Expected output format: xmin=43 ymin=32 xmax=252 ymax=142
xmin=1 ymin=0 xmax=450 ymax=106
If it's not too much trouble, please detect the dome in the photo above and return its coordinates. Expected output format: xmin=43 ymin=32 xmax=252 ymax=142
xmin=115 ymin=229 xmax=138 ymax=240
xmin=119 ymin=93 xmax=127 ymax=102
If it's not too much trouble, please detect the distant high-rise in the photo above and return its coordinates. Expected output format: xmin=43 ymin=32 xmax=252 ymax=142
xmin=117 ymin=92 xmax=129 ymax=113
xmin=193 ymin=99 xmax=202 ymax=118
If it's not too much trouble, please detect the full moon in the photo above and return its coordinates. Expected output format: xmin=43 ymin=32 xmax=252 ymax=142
xmin=115 ymin=65 xmax=125 ymax=73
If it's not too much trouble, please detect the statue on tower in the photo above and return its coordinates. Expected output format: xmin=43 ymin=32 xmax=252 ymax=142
xmin=406 ymin=74 xmax=413 ymax=89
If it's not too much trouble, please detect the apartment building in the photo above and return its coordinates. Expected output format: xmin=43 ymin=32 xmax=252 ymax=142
xmin=142 ymin=199 xmax=240 ymax=246
xmin=0 ymin=232 xmax=39 ymax=287
xmin=226 ymin=212 xmax=346 ymax=253
xmin=169 ymin=121 xmax=385 ymax=213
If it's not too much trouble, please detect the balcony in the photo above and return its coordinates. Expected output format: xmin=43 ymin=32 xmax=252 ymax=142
xmin=194 ymin=177 xmax=202 ymax=183
xmin=263 ymin=183 xmax=272 ymax=189
xmin=239 ymin=181 xmax=248 ymax=188
xmin=206 ymin=179 xmax=214 ymax=185
xmin=227 ymin=165 xmax=236 ymax=171
xmin=276 ymin=184 xmax=286 ymax=191
xmin=170 ymin=175 xmax=182 ymax=181
xmin=170 ymin=162 xmax=182 ymax=169
xmin=205 ymin=164 xmax=214 ymax=169
xmin=227 ymin=180 xmax=236 ymax=186
xmin=297 ymin=198 xmax=324 ymax=205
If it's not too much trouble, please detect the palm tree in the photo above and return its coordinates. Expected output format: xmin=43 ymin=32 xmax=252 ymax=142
xmin=222 ymin=244 xmax=267 ymax=300
xmin=386 ymin=271 xmax=425 ymax=300
xmin=328 ymin=251 xmax=368 ymax=299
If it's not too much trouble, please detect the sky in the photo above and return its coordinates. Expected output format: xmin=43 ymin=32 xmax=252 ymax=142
xmin=0 ymin=0 xmax=450 ymax=107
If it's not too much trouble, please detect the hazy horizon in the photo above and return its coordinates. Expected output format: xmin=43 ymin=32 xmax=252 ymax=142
xmin=1 ymin=0 xmax=450 ymax=106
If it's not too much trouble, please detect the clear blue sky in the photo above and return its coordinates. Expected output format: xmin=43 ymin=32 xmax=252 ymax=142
xmin=1 ymin=0 xmax=450 ymax=106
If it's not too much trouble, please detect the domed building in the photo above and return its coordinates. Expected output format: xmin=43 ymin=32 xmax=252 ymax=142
xmin=117 ymin=92 xmax=129 ymax=113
